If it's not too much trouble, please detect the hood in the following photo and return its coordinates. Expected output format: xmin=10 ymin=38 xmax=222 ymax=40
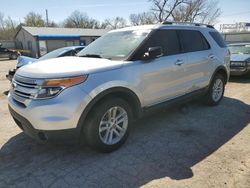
xmin=17 ymin=56 xmax=37 ymax=68
xmin=16 ymin=56 xmax=124 ymax=79
xmin=230 ymin=54 xmax=250 ymax=62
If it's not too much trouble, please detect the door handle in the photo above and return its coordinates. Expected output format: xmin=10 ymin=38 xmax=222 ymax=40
xmin=175 ymin=59 xmax=184 ymax=66
xmin=208 ymin=54 xmax=215 ymax=59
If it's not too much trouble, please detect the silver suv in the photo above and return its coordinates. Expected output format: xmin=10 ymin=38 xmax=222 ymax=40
xmin=8 ymin=22 xmax=230 ymax=152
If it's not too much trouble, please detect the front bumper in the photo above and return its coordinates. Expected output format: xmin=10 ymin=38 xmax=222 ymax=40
xmin=230 ymin=60 xmax=250 ymax=76
xmin=230 ymin=66 xmax=250 ymax=76
xmin=8 ymin=83 xmax=92 ymax=131
xmin=6 ymin=69 xmax=16 ymax=81
xmin=9 ymin=105 xmax=80 ymax=143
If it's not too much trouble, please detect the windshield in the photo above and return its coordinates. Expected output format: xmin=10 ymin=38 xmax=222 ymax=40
xmin=229 ymin=45 xmax=250 ymax=54
xmin=39 ymin=48 xmax=69 ymax=60
xmin=77 ymin=29 xmax=151 ymax=60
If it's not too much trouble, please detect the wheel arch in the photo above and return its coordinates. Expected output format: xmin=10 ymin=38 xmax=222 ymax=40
xmin=77 ymin=87 xmax=142 ymax=130
xmin=211 ymin=65 xmax=229 ymax=85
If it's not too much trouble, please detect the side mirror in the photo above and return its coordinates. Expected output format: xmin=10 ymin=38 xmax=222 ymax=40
xmin=143 ymin=46 xmax=163 ymax=60
xmin=72 ymin=50 xmax=77 ymax=56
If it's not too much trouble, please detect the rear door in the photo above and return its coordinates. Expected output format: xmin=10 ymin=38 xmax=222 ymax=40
xmin=178 ymin=30 xmax=212 ymax=93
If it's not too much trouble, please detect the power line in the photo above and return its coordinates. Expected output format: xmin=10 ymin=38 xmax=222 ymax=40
xmin=223 ymin=11 xmax=250 ymax=17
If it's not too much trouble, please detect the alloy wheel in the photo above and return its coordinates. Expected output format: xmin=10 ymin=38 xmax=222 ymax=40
xmin=99 ymin=106 xmax=128 ymax=145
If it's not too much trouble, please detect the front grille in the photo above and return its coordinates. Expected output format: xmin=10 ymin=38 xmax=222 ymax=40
xmin=10 ymin=75 xmax=42 ymax=106
xmin=230 ymin=61 xmax=246 ymax=67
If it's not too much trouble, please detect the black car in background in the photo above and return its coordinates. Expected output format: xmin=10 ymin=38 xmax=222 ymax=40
xmin=0 ymin=44 xmax=20 ymax=60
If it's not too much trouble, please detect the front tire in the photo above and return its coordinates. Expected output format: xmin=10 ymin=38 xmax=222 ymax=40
xmin=83 ymin=97 xmax=132 ymax=153
xmin=203 ymin=74 xmax=225 ymax=106
xmin=9 ymin=53 xmax=17 ymax=60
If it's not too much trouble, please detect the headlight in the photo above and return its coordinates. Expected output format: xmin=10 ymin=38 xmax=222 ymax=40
xmin=34 ymin=75 xmax=87 ymax=99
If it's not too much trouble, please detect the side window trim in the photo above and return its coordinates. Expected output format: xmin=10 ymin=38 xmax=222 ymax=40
xmin=177 ymin=30 xmax=185 ymax=53
xmin=168 ymin=29 xmax=182 ymax=56
xmin=201 ymin=33 xmax=211 ymax=50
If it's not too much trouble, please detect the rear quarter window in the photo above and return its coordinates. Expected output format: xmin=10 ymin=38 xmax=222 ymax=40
xmin=209 ymin=32 xmax=227 ymax=48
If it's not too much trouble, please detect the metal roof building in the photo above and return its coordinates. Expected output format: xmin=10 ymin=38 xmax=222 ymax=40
xmin=15 ymin=26 xmax=109 ymax=57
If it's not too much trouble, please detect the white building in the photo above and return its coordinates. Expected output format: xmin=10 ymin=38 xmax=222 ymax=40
xmin=15 ymin=26 xmax=109 ymax=57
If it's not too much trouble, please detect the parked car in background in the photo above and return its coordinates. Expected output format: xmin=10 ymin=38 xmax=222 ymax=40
xmin=6 ymin=46 xmax=85 ymax=81
xmin=228 ymin=43 xmax=250 ymax=76
xmin=0 ymin=44 xmax=20 ymax=60
xmin=8 ymin=22 xmax=230 ymax=152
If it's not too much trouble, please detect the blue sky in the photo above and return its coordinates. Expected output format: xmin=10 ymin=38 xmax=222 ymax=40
xmin=1 ymin=0 xmax=250 ymax=28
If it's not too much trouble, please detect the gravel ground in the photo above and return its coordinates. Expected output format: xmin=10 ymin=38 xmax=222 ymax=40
xmin=0 ymin=59 xmax=250 ymax=188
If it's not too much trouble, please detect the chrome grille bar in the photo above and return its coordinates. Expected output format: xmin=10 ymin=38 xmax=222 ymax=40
xmin=11 ymin=75 xmax=42 ymax=106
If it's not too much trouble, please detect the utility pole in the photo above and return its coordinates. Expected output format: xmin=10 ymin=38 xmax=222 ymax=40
xmin=46 ymin=9 xmax=49 ymax=27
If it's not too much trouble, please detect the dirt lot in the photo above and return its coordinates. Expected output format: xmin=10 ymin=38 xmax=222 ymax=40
xmin=0 ymin=59 xmax=250 ymax=188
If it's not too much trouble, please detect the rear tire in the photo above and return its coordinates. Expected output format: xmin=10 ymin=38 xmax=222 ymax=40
xmin=83 ymin=97 xmax=132 ymax=153
xmin=203 ymin=74 xmax=225 ymax=106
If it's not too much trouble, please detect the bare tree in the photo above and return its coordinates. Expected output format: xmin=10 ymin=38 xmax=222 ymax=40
xmin=131 ymin=0 xmax=222 ymax=25
xmin=129 ymin=12 xmax=156 ymax=26
xmin=64 ymin=10 xmax=100 ymax=28
xmin=47 ymin=21 xmax=58 ymax=27
xmin=24 ymin=12 xmax=45 ymax=27
xmin=149 ymin=0 xmax=186 ymax=22
xmin=0 ymin=12 xmax=18 ymax=40
xmin=172 ymin=0 xmax=221 ymax=24
xmin=102 ymin=17 xmax=127 ymax=29
xmin=0 ymin=12 xmax=5 ymax=30
xmin=5 ymin=16 xmax=17 ymax=30
xmin=198 ymin=0 xmax=222 ymax=24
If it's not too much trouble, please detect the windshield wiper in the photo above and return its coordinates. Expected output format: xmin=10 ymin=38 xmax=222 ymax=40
xmin=78 ymin=54 xmax=102 ymax=58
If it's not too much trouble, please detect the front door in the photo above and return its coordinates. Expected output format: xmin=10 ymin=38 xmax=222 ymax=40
xmin=138 ymin=53 xmax=188 ymax=107
xmin=132 ymin=29 xmax=189 ymax=107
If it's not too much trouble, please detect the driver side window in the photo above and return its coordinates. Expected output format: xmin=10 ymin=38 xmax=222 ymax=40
xmin=132 ymin=29 xmax=181 ymax=60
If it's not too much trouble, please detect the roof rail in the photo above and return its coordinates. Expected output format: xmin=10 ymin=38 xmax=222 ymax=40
xmin=162 ymin=21 xmax=214 ymax=29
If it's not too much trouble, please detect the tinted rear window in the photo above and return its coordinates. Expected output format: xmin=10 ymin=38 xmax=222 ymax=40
xmin=179 ymin=30 xmax=210 ymax=53
xmin=209 ymin=32 xmax=227 ymax=48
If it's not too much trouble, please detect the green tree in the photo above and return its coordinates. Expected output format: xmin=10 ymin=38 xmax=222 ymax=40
xmin=24 ymin=12 xmax=45 ymax=27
